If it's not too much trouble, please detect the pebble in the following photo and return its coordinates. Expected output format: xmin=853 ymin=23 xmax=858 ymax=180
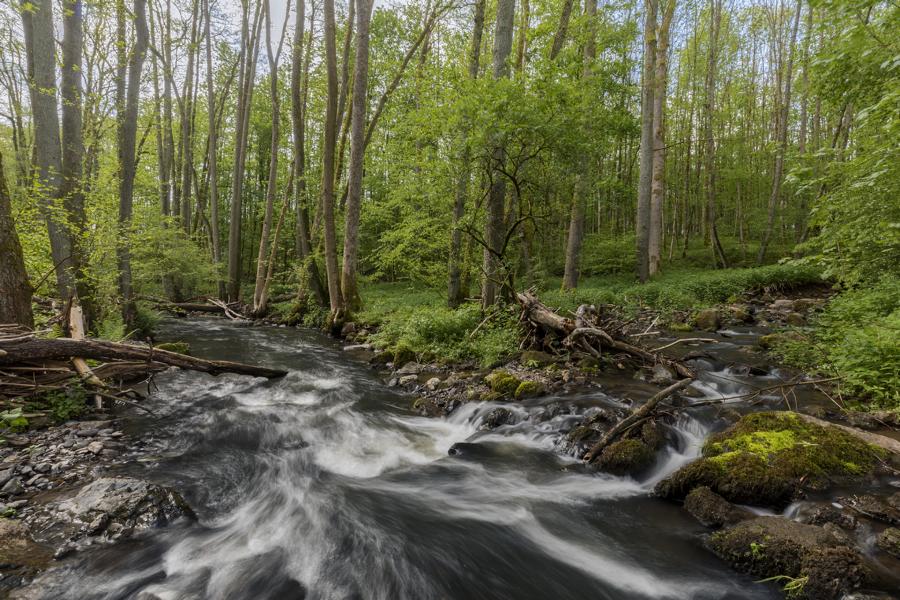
xmin=87 ymin=441 xmax=104 ymax=455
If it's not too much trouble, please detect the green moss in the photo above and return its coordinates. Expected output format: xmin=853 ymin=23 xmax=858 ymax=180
xmin=156 ymin=342 xmax=190 ymax=355
xmin=514 ymin=380 xmax=545 ymax=399
xmin=668 ymin=321 xmax=694 ymax=332
xmin=658 ymin=412 xmax=886 ymax=506
xmin=597 ymin=439 xmax=656 ymax=475
xmin=485 ymin=370 xmax=522 ymax=396
xmin=393 ymin=344 xmax=415 ymax=367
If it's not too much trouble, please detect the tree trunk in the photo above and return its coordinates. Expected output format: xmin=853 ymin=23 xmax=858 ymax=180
xmin=757 ymin=0 xmax=801 ymax=264
xmin=227 ymin=0 xmax=264 ymax=303
xmin=204 ymin=0 xmax=225 ymax=300
xmin=340 ymin=0 xmax=374 ymax=313
xmin=704 ymin=0 xmax=728 ymax=269
xmin=291 ymin=0 xmax=328 ymax=307
xmin=447 ymin=0 xmax=485 ymax=308
xmin=482 ymin=0 xmax=516 ymax=308
xmin=178 ymin=0 xmax=201 ymax=233
xmin=562 ymin=0 xmax=598 ymax=290
xmin=0 ymin=151 xmax=33 ymax=327
xmin=322 ymin=0 xmax=344 ymax=314
xmin=21 ymin=0 xmax=75 ymax=302
xmin=636 ymin=0 xmax=658 ymax=283
xmin=116 ymin=0 xmax=149 ymax=329
xmin=648 ymin=0 xmax=675 ymax=277
xmin=549 ymin=0 xmax=575 ymax=61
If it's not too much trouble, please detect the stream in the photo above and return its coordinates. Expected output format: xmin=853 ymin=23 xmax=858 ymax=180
xmin=25 ymin=318 xmax=796 ymax=599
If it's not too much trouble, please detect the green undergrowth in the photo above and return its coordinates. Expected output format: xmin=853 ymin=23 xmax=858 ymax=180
xmin=541 ymin=263 xmax=822 ymax=314
xmin=357 ymin=284 xmax=520 ymax=367
xmin=772 ymin=276 xmax=900 ymax=409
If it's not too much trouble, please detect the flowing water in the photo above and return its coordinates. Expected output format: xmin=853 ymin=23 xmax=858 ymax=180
xmin=27 ymin=319 xmax=786 ymax=600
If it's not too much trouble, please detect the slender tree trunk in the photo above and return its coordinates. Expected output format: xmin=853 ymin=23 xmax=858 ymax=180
xmin=204 ymin=0 xmax=225 ymax=300
xmin=322 ymin=0 xmax=344 ymax=314
xmin=21 ymin=0 xmax=75 ymax=302
xmin=0 ymin=151 xmax=33 ymax=327
xmin=549 ymin=0 xmax=574 ymax=60
xmin=704 ymin=0 xmax=727 ymax=269
xmin=648 ymin=0 xmax=675 ymax=277
xmin=340 ymin=0 xmax=374 ymax=313
xmin=178 ymin=0 xmax=201 ymax=233
xmin=482 ymin=0 xmax=516 ymax=308
xmin=227 ymin=0 xmax=263 ymax=302
xmin=758 ymin=0 xmax=801 ymax=264
xmin=116 ymin=0 xmax=149 ymax=328
xmin=562 ymin=0 xmax=598 ymax=290
xmin=447 ymin=0 xmax=485 ymax=308
xmin=636 ymin=0 xmax=658 ymax=283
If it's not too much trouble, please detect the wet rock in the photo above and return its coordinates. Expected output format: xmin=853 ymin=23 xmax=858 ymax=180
xmin=87 ymin=441 xmax=104 ymax=455
xmin=519 ymin=351 xmax=556 ymax=367
xmin=424 ymin=377 xmax=441 ymax=391
xmin=58 ymin=477 xmax=195 ymax=536
xmin=770 ymin=299 xmax=795 ymax=311
xmin=649 ymin=364 xmax=676 ymax=385
xmin=838 ymin=494 xmax=900 ymax=525
xmin=727 ymin=305 xmax=754 ymax=323
xmin=875 ymin=527 xmax=900 ymax=559
xmin=693 ymin=308 xmax=720 ymax=331
xmin=757 ymin=331 xmax=804 ymax=350
xmin=709 ymin=517 xmax=869 ymax=600
xmin=343 ymin=343 xmax=372 ymax=352
xmin=684 ymin=486 xmax=752 ymax=528
xmin=398 ymin=375 xmax=418 ymax=386
xmin=656 ymin=412 xmax=885 ymax=507
xmin=786 ymin=312 xmax=806 ymax=326
xmin=480 ymin=408 xmax=514 ymax=431
xmin=0 ymin=468 xmax=13 ymax=488
xmin=804 ymin=504 xmax=858 ymax=530
xmin=596 ymin=439 xmax=655 ymax=476
xmin=0 ymin=519 xmax=53 ymax=589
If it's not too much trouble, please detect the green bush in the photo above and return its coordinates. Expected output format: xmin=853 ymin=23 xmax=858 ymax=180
xmin=774 ymin=278 xmax=900 ymax=408
xmin=42 ymin=387 xmax=88 ymax=423
xmin=0 ymin=408 xmax=29 ymax=433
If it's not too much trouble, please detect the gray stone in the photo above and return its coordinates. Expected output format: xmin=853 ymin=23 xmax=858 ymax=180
xmin=650 ymin=364 xmax=676 ymax=385
xmin=2 ymin=477 xmax=24 ymax=495
xmin=771 ymin=299 xmax=795 ymax=310
xmin=0 ymin=468 xmax=13 ymax=488
xmin=75 ymin=429 xmax=99 ymax=437
xmin=35 ymin=462 xmax=51 ymax=474
xmin=425 ymin=377 xmax=442 ymax=391
xmin=694 ymin=308 xmax=720 ymax=331
xmin=396 ymin=362 xmax=425 ymax=375
xmin=87 ymin=441 xmax=104 ymax=455
xmin=398 ymin=375 xmax=418 ymax=386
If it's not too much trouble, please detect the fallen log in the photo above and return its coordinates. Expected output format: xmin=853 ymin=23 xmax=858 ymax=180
xmin=0 ymin=338 xmax=287 ymax=379
xmin=583 ymin=378 xmax=694 ymax=463
xmin=516 ymin=291 xmax=696 ymax=379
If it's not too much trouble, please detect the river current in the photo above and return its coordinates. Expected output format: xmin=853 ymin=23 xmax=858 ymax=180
xmin=27 ymin=318 xmax=781 ymax=599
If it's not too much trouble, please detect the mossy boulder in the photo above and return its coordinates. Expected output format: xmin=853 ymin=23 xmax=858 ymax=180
xmin=876 ymin=527 xmax=900 ymax=559
xmin=757 ymin=331 xmax=804 ymax=350
xmin=392 ymin=344 xmax=415 ymax=367
xmin=156 ymin=342 xmax=190 ymax=355
xmin=709 ymin=517 xmax=869 ymax=600
xmin=694 ymin=308 xmax=721 ymax=331
xmin=520 ymin=351 xmax=556 ymax=367
xmin=597 ymin=439 xmax=656 ymax=476
xmin=656 ymin=412 xmax=886 ymax=507
xmin=485 ymin=370 xmax=522 ymax=397
xmin=514 ymin=380 xmax=545 ymax=399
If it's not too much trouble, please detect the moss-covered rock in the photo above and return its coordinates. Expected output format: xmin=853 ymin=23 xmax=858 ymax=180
xmin=656 ymin=412 xmax=886 ymax=507
xmin=392 ymin=344 xmax=416 ymax=368
xmin=758 ymin=331 xmax=804 ymax=350
xmin=156 ymin=342 xmax=190 ymax=355
xmin=485 ymin=370 xmax=522 ymax=396
xmin=519 ymin=351 xmax=556 ymax=367
xmin=514 ymin=380 xmax=545 ymax=399
xmin=876 ymin=527 xmax=900 ymax=559
xmin=597 ymin=439 xmax=656 ymax=476
xmin=694 ymin=308 xmax=720 ymax=331
xmin=709 ymin=517 xmax=869 ymax=600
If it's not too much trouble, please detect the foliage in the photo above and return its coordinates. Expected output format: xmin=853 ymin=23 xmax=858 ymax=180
xmin=0 ymin=408 xmax=29 ymax=433
xmin=40 ymin=387 xmax=88 ymax=423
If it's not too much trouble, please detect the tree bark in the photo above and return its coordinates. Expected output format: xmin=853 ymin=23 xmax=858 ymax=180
xmin=340 ymin=0 xmax=374 ymax=313
xmin=549 ymin=0 xmax=574 ymax=61
xmin=636 ymin=0 xmax=658 ymax=283
xmin=447 ymin=0 xmax=485 ymax=308
xmin=227 ymin=0 xmax=264 ymax=302
xmin=562 ymin=0 xmax=598 ymax=290
xmin=116 ymin=0 xmax=149 ymax=328
xmin=21 ymin=0 xmax=75 ymax=302
xmin=0 ymin=151 xmax=33 ymax=327
xmin=177 ymin=0 xmax=201 ymax=233
xmin=757 ymin=0 xmax=801 ymax=264
xmin=204 ymin=0 xmax=225 ymax=300
xmin=482 ymin=0 xmax=516 ymax=308
xmin=703 ymin=0 xmax=728 ymax=269
xmin=648 ymin=0 xmax=676 ymax=276
xmin=322 ymin=0 xmax=344 ymax=314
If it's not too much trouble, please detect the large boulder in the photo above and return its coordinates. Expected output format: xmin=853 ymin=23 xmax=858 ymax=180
xmin=656 ymin=412 xmax=885 ymax=507
xmin=693 ymin=308 xmax=721 ymax=331
xmin=709 ymin=517 xmax=869 ymax=600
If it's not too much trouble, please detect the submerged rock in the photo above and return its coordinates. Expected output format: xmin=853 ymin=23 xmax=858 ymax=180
xmin=0 ymin=519 xmax=53 ymax=592
xmin=709 ymin=517 xmax=869 ymax=600
xmin=479 ymin=408 xmax=514 ymax=431
xmin=596 ymin=439 xmax=655 ymax=476
xmin=876 ymin=527 xmax=900 ymax=559
xmin=656 ymin=412 xmax=886 ymax=507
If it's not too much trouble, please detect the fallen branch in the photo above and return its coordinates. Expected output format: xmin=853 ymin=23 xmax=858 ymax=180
xmin=583 ymin=378 xmax=694 ymax=463
xmin=0 ymin=338 xmax=286 ymax=378
xmin=652 ymin=338 xmax=718 ymax=352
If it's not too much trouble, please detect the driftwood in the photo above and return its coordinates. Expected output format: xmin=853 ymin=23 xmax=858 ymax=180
xmin=583 ymin=378 xmax=694 ymax=463
xmin=152 ymin=298 xmax=249 ymax=320
xmin=516 ymin=291 xmax=696 ymax=379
